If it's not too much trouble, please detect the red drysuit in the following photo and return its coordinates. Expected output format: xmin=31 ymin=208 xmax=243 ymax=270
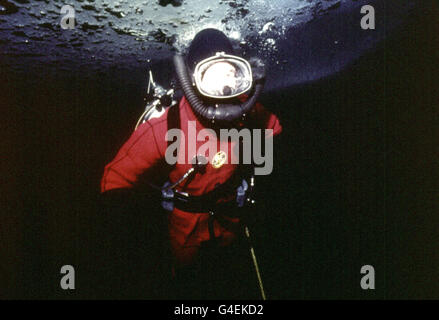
xmin=101 ymin=96 xmax=282 ymax=265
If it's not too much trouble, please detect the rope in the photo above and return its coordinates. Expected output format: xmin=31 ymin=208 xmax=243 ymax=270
xmin=245 ymin=225 xmax=266 ymax=300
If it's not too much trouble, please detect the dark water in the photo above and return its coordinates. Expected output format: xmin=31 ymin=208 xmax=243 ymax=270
xmin=1 ymin=4 xmax=438 ymax=299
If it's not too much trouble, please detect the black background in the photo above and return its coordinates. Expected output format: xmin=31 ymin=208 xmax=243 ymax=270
xmin=1 ymin=4 xmax=437 ymax=299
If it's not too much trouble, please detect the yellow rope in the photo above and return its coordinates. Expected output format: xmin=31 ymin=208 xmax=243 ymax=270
xmin=245 ymin=226 xmax=266 ymax=300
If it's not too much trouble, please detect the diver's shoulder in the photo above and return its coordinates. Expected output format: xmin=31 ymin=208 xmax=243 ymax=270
xmin=136 ymin=108 xmax=170 ymax=131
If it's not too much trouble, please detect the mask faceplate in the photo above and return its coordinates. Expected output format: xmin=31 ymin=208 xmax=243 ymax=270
xmin=193 ymin=52 xmax=253 ymax=99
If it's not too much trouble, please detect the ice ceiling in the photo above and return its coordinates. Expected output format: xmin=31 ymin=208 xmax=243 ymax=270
xmin=0 ymin=0 xmax=416 ymax=88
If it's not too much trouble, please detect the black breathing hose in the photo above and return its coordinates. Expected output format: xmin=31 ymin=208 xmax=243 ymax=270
xmin=173 ymin=54 xmax=265 ymax=123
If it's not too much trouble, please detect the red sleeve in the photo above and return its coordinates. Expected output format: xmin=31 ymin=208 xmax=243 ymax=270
xmin=251 ymin=102 xmax=283 ymax=136
xmin=100 ymin=121 xmax=166 ymax=192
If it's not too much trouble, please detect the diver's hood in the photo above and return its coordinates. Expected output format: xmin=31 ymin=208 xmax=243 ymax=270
xmin=174 ymin=29 xmax=265 ymax=125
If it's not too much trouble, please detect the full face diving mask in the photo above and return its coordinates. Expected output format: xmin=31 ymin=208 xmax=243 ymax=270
xmin=174 ymin=52 xmax=265 ymax=125
xmin=193 ymin=52 xmax=253 ymax=99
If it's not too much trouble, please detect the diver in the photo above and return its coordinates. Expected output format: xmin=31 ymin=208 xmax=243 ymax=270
xmin=100 ymin=28 xmax=282 ymax=299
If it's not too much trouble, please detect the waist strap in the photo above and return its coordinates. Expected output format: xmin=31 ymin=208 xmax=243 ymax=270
xmin=171 ymin=190 xmax=237 ymax=213
xmin=162 ymin=178 xmax=248 ymax=214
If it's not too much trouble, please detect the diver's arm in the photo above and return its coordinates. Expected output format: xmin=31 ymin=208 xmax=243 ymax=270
xmin=99 ymin=120 xmax=166 ymax=237
xmin=95 ymin=122 xmax=168 ymax=296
